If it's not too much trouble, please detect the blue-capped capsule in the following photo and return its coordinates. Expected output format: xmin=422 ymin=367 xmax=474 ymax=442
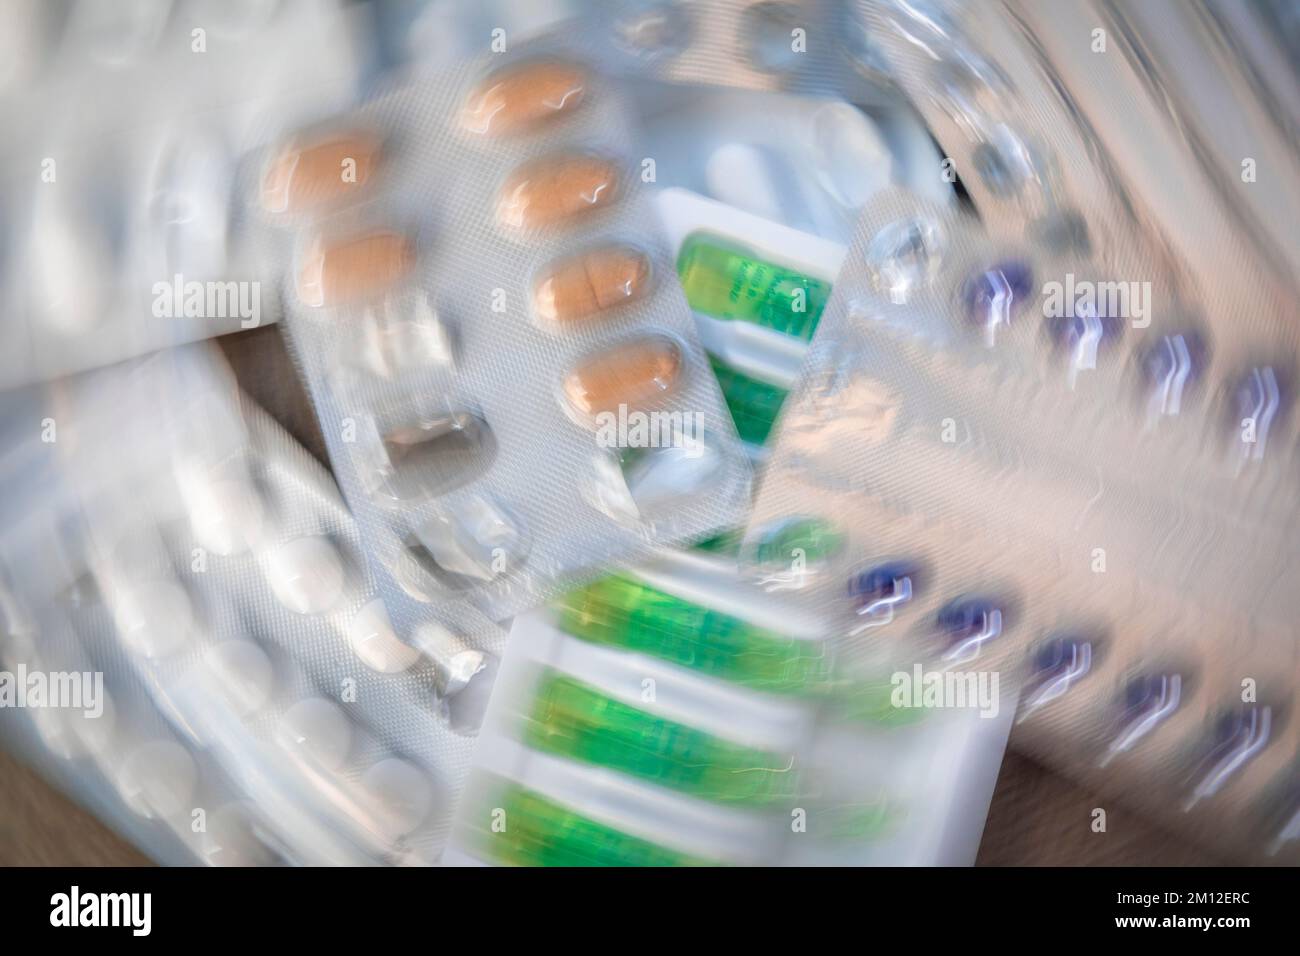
xmin=848 ymin=561 xmax=921 ymax=631
xmin=960 ymin=260 xmax=1033 ymax=345
xmin=936 ymin=596 xmax=1004 ymax=662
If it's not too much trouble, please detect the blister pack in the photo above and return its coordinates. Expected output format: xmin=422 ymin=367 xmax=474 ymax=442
xmin=0 ymin=0 xmax=367 ymax=389
xmin=850 ymin=0 xmax=1298 ymax=353
xmin=746 ymin=186 xmax=1300 ymax=862
xmin=1 ymin=343 xmax=505 ymax=864
xmin=445 ymin=546 xmax=1012 ymax=866
xmin=251 ymin=38 xmax=753 ymax=620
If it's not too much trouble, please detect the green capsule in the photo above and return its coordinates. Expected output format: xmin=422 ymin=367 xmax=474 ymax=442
xmin=554 ymin=575 xmax=830 ymax=693
xmin=523 ymin=671 xmax=799 ymax=805
xmin=475 ymin=781 xmax=712 ymax=867
xmin=709 ymin=355 xmax=789 ymax=446
xmin=676 ymin=231 xmax=831 ymax=341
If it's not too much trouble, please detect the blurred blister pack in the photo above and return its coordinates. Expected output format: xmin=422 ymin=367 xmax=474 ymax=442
xmin=0 ymin=0 xmax=369 ymax=389
xmin=443 ymin=546 xmax=1013 ymax=867
xmin=247 ymin=32 xmax=753 ymax=620
xmin=1 ymin=343 xmax=506 ymax=864
xmin=745 ymin=186 xmax=1300 ymax=862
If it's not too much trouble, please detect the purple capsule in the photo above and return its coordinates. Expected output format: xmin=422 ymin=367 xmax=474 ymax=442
xmin=937 ymin=596 xmax=1004 ymax=662
xmin=1047 ymin=294 xmax=1125 ymax=384
xmin=961 ymin=260 xmax=1033 ymax=344
xmin=1139 ymin=330 xmax=1208 ymax=419
xmin=1229 ymin=365 xmax=1289 ymax=462
xmin=1101 ymin=671 xmax=1184 ymax=766
xmin=1019 ymin=635 xmax=1094 ymax=720
xmin=1187 ymin=704 xmax=1273 ymax=808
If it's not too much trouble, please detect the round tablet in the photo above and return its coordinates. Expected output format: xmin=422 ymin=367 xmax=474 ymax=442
xmin=276 ymin=697 xmax=352 ymax=771
xmin=266 ymin=537 xmax=345 ymax=614
xmin=347 ymin=600 xmax=421 ymax=674
xmin=116 ymin=741 xmax=198 ymax=820
xmin=204 ymin=641 xmax=274 ymax=716
xmin=360 ymin=758 xmax=434 ymax=840
xmin=201 ymin=802 xmax=278 ymax=867
xmin=113 ymin=580 xmax=194 ymax=659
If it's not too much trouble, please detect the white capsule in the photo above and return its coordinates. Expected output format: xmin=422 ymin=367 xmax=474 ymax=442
xmin=112 ymin=580 xmax=194 ymax=659
xmin=201 ymin=802 xmax=278 ymax=867
xmin=360 ymin=758 xmax=434 ymax=840
xmin=266 ymin=537 xmax=345 ymax=614
xmin=276 ymin=697 xmax=352 ymax=772
xmin=116 ymin=740 xmax=198 ymax=820
xmin=203 ymin=641 xmax=274 ymax=716
xmin=347 ymin=600 xmax=421 ymax=674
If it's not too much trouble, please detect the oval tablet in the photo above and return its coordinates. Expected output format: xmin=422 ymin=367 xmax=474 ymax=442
xmin=461 ymin=60 xmax=587 ymax=135
xmin=535 ymin=247 xmax=651 ymax=323
xmin=498 ymin=154 xmax=619 ymax=230
xmin=563 ymin=337 xmax=683 ymax=418
xmin=261 ymin=132 xmax=380 ymax=213
xmin=297 ymin=231 xmax=414 ymax=308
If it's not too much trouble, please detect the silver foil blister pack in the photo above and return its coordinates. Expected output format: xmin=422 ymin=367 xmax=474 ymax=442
xmin=746 ymin=187 xmax=1299 ymax=861
xmin=254 ymin=39 xmax=752 ymax=620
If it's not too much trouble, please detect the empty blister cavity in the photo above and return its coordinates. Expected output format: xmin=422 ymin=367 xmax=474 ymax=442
xmin=460 ymin=59 xmax=587 ymax=136
xmin=533 ymin=245 xmax=652 ymax=325
xmin=608 ymin=1 xmax=693 ymax=62
xmin=347 ymin=599 xmax=421 ymax=674
xmin=276 ymin=697 xmax=353 ymax=772
xmin=297 ymin=230 xmax=415 ymax=308
xmin=741 ymin=1 xmax=807 ymax=74
xmin=562 ymin=335 xmax=683 ymax=419
xmin=351 ymin=290 xmax=454 ymax=378
xmin=265 ymin=536 xmax=345 ymax=615
xmin=415 ymin=623 xmax=497 ymax=733
xmin=368 ymin=411 xmax=496 ymax=503
xmin=203 ymin=641 xmax=275 ymax=717
xmin=404 ymin=497 xmax=528 ymax=592
xmin=620 ymin=440 xmax=725 ymax=513
xmin=261 ymin=130 xmax=381 ymax=215
xmin=497 ymin=152 xmax=621 ymax=231
xmin=865 ymin=218 xmax=945 ymax=304
xmin=116 ymin=740 xmax=198 ymax=820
